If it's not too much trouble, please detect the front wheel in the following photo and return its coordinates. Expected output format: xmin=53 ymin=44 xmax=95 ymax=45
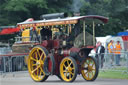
xmin=28 ymin=46 xmax=49 ymax=82
xmin=81 ymin=57 xmax=99 ymax=81
xmin=60 ymin=57 xmax=78 ymax=82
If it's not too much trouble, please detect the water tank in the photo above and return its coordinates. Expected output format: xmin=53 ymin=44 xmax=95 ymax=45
xmin=40 ymin=13 xmax=68 ymax=20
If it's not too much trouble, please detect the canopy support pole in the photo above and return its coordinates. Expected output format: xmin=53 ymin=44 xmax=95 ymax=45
xmin=93 ymin=21 xmax=95 ymax=46
xmin=83 ymin=20 xmax=86 ymax=46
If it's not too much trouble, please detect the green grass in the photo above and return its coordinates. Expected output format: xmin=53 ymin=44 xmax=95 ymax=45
xmin=98 ymin=69 xmax=128 ymax=79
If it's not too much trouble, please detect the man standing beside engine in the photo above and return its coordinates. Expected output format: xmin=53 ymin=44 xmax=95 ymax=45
xmin=96 ymin=41 xmax=105 ymax=68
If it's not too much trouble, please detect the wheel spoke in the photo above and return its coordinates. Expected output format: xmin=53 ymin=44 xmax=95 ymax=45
xmin=69 ymin=62 xmax=72 ymax=66
xmin=39 ymin=68 xmax=42 ymax=76
xmin=92 ymin=64 xmax=96 ymax=70
xmin=83 ymin=62 xmax=88 ymax=68
xmin=40 ymin=52 xmax=44 ymax=60
xmin=92 ymin=63 xmax=95 ymax=67
xmin=65 ymin=72 xmax=67 ymax=77
xmin=37 ymin=67 xmax=39 ymax=76
xmin=32 ymin=66 xmax=39 ymax=74
xmin=32 ymin=64 xmax=36 ymax=67
xmin=30 ymin=57 xmax=37 ymax=61
xmin=40 ymin=61 xmax=44 ymax=65
xmin=42 ymin=55 xmax=46 ymax=62
xmin=69 ymin=74 xmax=71 ymax=79
xmin=92 ymin=67 xmax=96 ymax=70
xmin=40 ymin=53 xmax=46 ymax=63
xmin=91 ymin=71 xmax=94 ymax=76
xmin=89 ymin=72 xmax=93 ymax=79
xmin=39 ymin=67 xmax=45 ymax=77
xmin=38 ymin=71 xmax=42 ymax=80
xmin=65 ymin=71 xmax=68 ymax=77
xmin=86 ymin=60 xmax=90 ymax=66
xmin=38 ymin=68 xmax=44 ymax=80
xmin=84 ymin=71 xmax=88 ymax=75
xmin=69 ymin=71 xmax=74 ymax=75
xmin=67 ymin=60 xmax=70 ymax=65
xmin=35 ymin=52 xmax=38 ymax=60
xmin=89 ymin=59 xmax=92 ymax=65
xmin=88 ymin=72 xmax=89 ymax=80
xmin=63 ymin=70 xmax=67 ymax=73
xmin=63 ymin=64 xmax=67 ymax=68
xmin=37 ymin=49 xmax=41 ymax=57
xmin=40 ymin=67 xmax=45 ymax=75
xmin=40 ymin=67 xmax=43 ymax=72
xmin=88 ymin=72 xmax=90 ymax=79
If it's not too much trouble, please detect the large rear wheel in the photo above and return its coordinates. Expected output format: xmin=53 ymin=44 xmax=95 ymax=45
xmin=81 ymin=57 xmax=99 ymax=81
xmin=60 ymin=57 xmax=78 ymax=82
xmin=28 ymin=46 xmax=49 ymax=82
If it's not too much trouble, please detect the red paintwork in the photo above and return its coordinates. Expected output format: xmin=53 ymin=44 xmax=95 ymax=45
xmin=41 ymin=39 xmax=60 ymax=50
xmin=24 ymin=18 xmax=34 ymax=22
xmin=53 ymin=39 xmax=60 ymax=49
xmin=48 ymin=57 xmax=52 ymax=73
xmin=122 ymin=36 xmax=128 ymax=41
xmin=0 ymin=27 xmax=20 ymax=35
xmin=41 ymin=40 xmax=54 ymax=50
xmin=82 ymin=15 xmax=108 ymax=23
xmin=41 ymin=40 xmax=48 ymax=47
xmin=70 ymin=47 xmax=80 ymax=52
xmin=121 ymin=36 xmax=128 ymax=51
xmin=53 ymin=54 xmax=63 ymax=74
xmin=41 ymin=39 xmax=94 ymax=75
xmin=86 ymin=46 xmax=95 ymax=48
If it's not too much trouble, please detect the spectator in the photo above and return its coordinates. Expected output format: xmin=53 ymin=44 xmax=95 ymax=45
xmin=115 ymin=41 xmax=122 ymax=66
xmin=108 ymin=40 xmax=115 ymax=65
xmin=96 ymin=41 xmax=105 ymax=68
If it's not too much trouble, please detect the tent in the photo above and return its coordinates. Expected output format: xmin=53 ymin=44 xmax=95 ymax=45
xmin=96 ymin=35 xmax=112 ymax=47
xmin=117 ymin=31 xmax=128 ymax=36
xmin=0 ymin=26 xmax=20 ymax=35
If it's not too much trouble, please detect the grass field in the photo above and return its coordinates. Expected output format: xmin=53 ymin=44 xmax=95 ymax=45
xmin=98 ymin=68 xmax=128 ymax=79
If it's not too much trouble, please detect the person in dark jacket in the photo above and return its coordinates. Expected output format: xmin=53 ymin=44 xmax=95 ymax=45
xmin=95 ymin=41 xmax=105 ymax=68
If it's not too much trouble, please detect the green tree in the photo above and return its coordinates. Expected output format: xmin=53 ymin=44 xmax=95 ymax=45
xmin=0 ymin=0 xmax=73 ymax=25
xmin=0 ymin=0 xmax=48 ymax=25
xmin=0 ymin=0 xmax=128 ymax=37
xmin=80 ymin=0 xmax=128 ymax=36
xmin=0 ymin=0 xmax=73 ymax=41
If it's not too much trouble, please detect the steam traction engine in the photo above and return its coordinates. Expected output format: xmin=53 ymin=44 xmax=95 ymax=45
xmin=13 ymin=13 xmax=108 ymax=82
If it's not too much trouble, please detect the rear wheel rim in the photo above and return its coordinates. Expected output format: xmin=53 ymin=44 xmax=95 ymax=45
xmin=81 ymin=57 xmax=96 ymax=80
xmin=28 ymin=47 xmax=47 ymax=81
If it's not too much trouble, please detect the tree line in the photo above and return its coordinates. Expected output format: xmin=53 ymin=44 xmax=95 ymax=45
xmin=0 ymin=0 xmax=128 ymax=37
